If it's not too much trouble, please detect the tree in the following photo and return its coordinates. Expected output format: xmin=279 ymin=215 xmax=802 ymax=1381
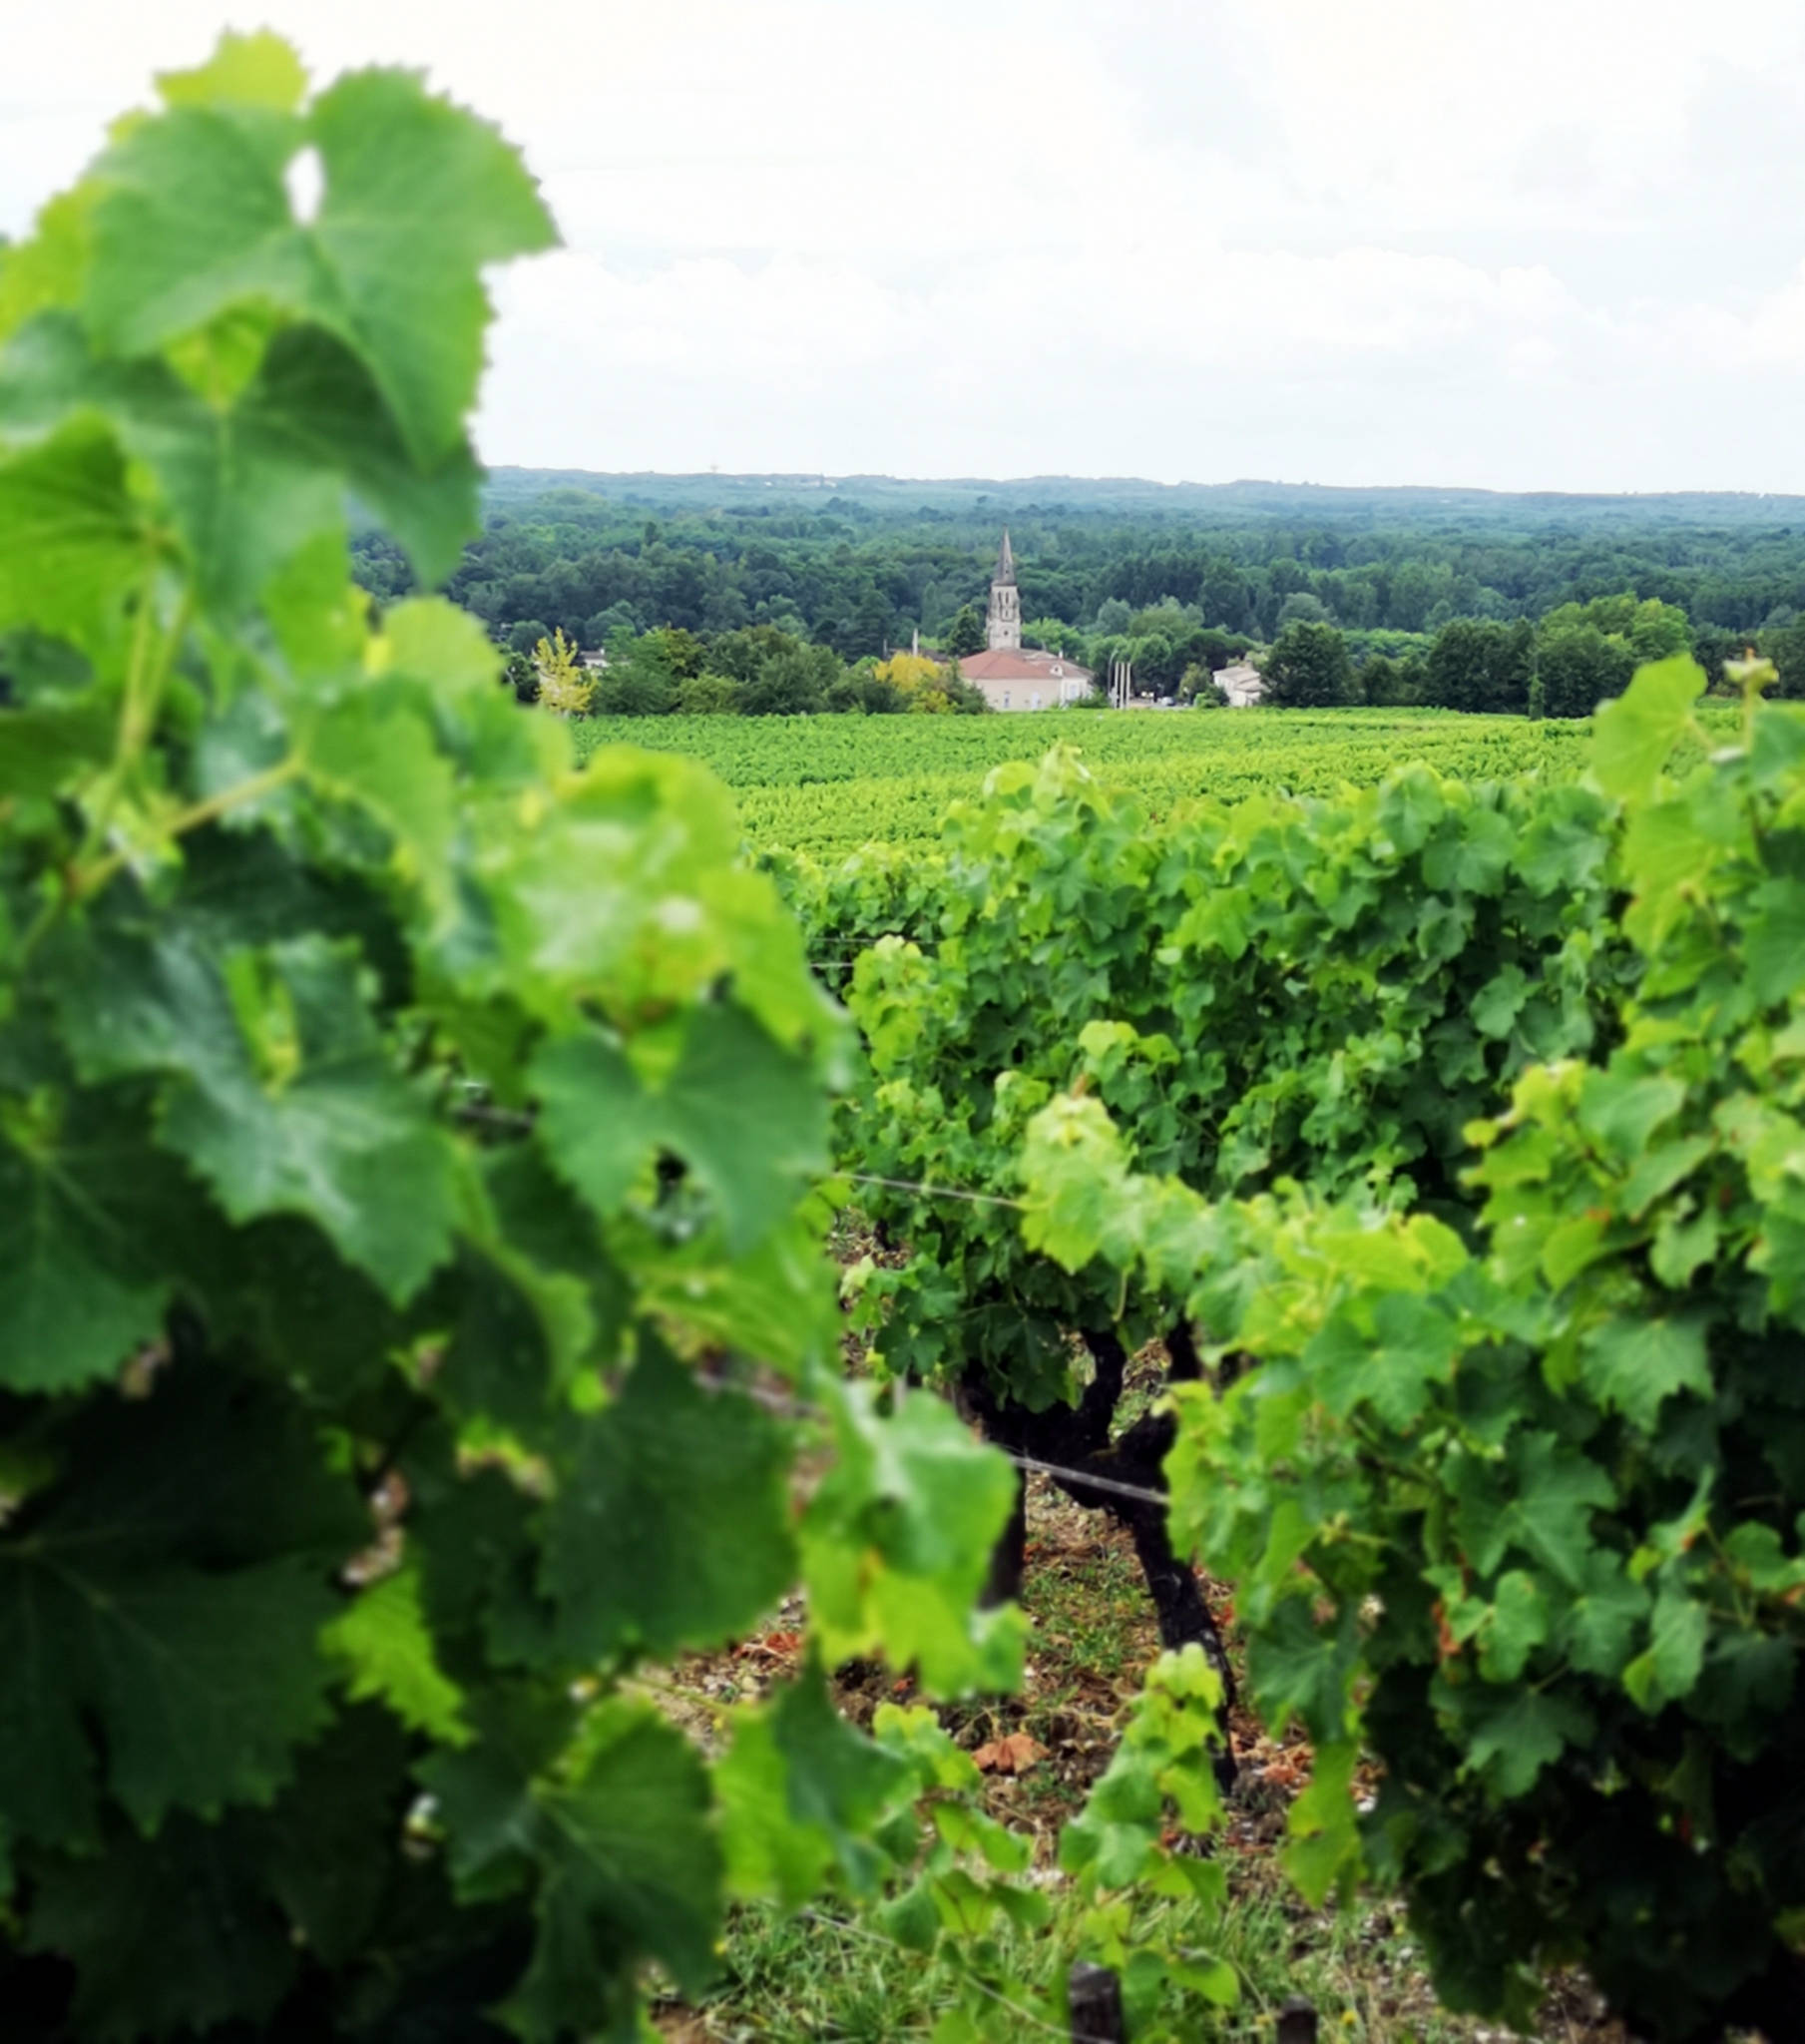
xmin=1179 ymin=663 xmax=1224 ymax=707
xmin=742 ymin=645 xmax=839 ymax=715
xmin=1359 ymin=654 xmax=1403 ymax=706
xmin=533 ymin=628 xmax=594 ymax=716
xmin=1277 ymin=591 xmax=1330 ymax=628
xmin=944 ymin=605 xmax=986 ymax=657
xmin=1023 ymin=618 xmax=1086 ymax=656
xmin=1128 ymin=632 xmax=1177 ymax=692
xmin=1757 ymin=619 xmax=1805 ymax=700
xmin=874 ymin=652 xmax=945 ymax=699
xmin=594 ymin=657 xmax=678 ymax=716
xmin=1261 ymin=621 xmax=1353 ymax=709
xmin=1092 ymin=598 xmax=1132 ymax=636
xmin=504 ymin=649 xmax=539 ymax=705
xmin=677 ymin=671 xmax=741 ymax=714
xmin=508 ymin=617 xmax=551 ymax=655
xmin=1424 ymin=618 xmax=1534 ymax=715
xmin=1535 ymin=625 xmax=1635 ymax=719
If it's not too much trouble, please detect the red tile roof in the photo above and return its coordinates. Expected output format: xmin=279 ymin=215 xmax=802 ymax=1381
xmin=957 ymin=649 xmax=1093 ymax=682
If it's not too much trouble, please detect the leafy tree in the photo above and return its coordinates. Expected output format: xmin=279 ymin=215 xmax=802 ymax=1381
xmin=873 ymin=652 xmax=944 ymax=700
xmin=676 ymin=670 xmax=741 ymax=714
xmin=742 ymin=644 xmax=839 ymax=715
xmin=640 ymin=625 xmax=706 ymax=680
xmin=1627 ymin=597 xmax=1691 ymax=662
xmin=584 ymin=601 xmax=640 ymax=645
xmin=1535 ymin=624 xmax=1635 ymax=719
xmin=1424 ymin=618 xmax=1534 ymax=715
xmin=1359 ymin=654 xmax=1406 ymax=706
xmin=943 ymin=604 xmax=986 ymax=657
xmin=1128 ymin=631 xmax=1177 ymax=692
xmin=532 ymin=628 xmax=593 ymax=716
xmin=1022 ymin=617 xmax=1086 ymax=656
xmin=504 ymin=649 xmax=539 ymax=705
xmin=1277 ymin=591 xmax=1330 ymax=628
xmin=508 ymin=617 xmax=551 ymax=655
xmin=1261 ymin=621 xmax=1353 ymax=708
xmin=1179 ymin=662 xmax=1223 ymax=707
xmin=594 ymin=660 xmax=677 ymax=716
xmin=1758 ymin=618 xmax=1805 ymax=699
xmin=1092 ymin=598 xmax=1132 ymax=637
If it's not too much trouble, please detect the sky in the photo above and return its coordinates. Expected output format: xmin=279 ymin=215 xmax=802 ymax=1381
xmin=6 ymin=0 xmax=1805 ymax=492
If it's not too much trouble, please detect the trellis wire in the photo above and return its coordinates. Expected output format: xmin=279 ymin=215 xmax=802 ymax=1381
xmin=716 ymin=1376 xmax=1173 ymax=1513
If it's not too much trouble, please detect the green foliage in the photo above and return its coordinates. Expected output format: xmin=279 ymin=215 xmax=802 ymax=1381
xmin=1422 ymin=617 xmax=1535 ymax=715
xmin=1019 ymin=662 xmax=1805 ymax=2043
xmin=0 ymin=39 xmax=1019 ymax=2040
xmin=940 ymin=604 xmax=985 ymax=657
xmin=574 ymin=707 xmax=1597 ymax=856
xmin=798 ymin=742 xmax=1621 ymax=1414
xmin=1535 ymin=620 xmax=1639 ymax=719
xmin=1261 ymin=620 xmax=1353 ymax=707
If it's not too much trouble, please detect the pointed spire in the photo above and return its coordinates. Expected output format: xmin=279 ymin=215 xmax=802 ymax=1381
xmin=995 ymin=528 xmax=1016 ymax=587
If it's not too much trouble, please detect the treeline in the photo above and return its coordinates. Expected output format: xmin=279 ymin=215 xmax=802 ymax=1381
xmin=1257 ymin=593 xmax=1772 ymax=715
xmin=513 ymin=625 xmax=990 ymax=718
xmin=352 ymin=479 xmax=1805 ymax=668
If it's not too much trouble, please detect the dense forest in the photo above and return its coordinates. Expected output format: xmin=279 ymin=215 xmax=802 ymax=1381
xmin=353 ymin=470 xmax=1805 ymax=650
xmin=348 ymin=470 xmax=1805 ymax=714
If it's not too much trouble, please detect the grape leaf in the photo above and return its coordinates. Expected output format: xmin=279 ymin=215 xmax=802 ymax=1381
xmin=86 ymin=100 xmax=311 ymax=361
xmin=718 ymin=1663 xmax=912 ymax=1908
xmin=0 ymin=1119 xmax=172 ymax=1393
xmin=428 ymin=1701 xmax=721 ymax=2042
xmin=0 ymin=418 xmax=153 ymax=659
xmin=321 ymin=1565 xmax=470 ymax=1745
xmin=800 ymin=1380 xmax=1022 ymax=1696
xmin=1593 ymin=657 xmax=1704 ymax=802
xmin=62 ymin=925 xmax=458 ymax=1301
xmin=0 ymin=1363 xmax=361 ymax=1842
xmin=25 ymin=1814 xmax=296 ymax=2042
xmin=305 ymin=68 xmax=557 ymax=465
xmin=1580 ymin=1315 xmax=1712 ymax=1431
xmin=1623 ymin=1584 xmax=1711 ymax=1712
xmin=534 ymin=1002 xmax=828 ymax=1252
xmin=542 ymin=1336 xmax=795 ymax=1659
xmin=0 ymin=312 xmax=480 ymax=601
xmin=1456 ymin=1685 xmax=1595 ymax=1795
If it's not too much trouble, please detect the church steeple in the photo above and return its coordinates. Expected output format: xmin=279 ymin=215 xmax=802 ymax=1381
xmin=986 ymin=528 xmax=1021 ymax=651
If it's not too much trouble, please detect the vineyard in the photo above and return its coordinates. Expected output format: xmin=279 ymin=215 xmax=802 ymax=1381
xmin=5 ymin=37 xmax=1805 ymax=2044
xmin=571 ymin=710 xmax=1600 ymax=853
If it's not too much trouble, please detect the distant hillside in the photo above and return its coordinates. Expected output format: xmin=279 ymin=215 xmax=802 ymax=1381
xmin=484 ymin=467 xmax=1805 ymax=533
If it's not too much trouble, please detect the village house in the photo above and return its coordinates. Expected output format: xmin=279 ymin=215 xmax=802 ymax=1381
xmin=1214 ymin=658 xmax=1264 ymax=708
xmin=954 ymin=531 xmax=1095 ymax=711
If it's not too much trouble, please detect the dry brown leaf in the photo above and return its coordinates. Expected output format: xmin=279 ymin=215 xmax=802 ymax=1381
xmin=973 ymin=1732 xmax=1048 ymax=1775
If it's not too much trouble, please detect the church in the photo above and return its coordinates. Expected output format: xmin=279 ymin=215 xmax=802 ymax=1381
xmin=954 ymin=532 xmax=1095 ymax=711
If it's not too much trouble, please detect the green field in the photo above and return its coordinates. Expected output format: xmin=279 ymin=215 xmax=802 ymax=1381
xmin=572 ymin=707 xmax=1596 ymax=852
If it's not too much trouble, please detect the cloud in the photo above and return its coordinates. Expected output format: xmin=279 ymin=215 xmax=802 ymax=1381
xmin=6 ymin=0 xmax=1805 ymax=487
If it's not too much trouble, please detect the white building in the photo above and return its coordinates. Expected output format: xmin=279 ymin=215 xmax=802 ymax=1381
xmin=1214 ymin=659 xmax=1264 ymax=708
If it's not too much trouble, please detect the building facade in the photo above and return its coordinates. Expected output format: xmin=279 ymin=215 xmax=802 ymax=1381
xmin=956 ymin=531 xmax=1094 ymax=710
xmin=1214 ymin=659 xmax=1264 ymax=708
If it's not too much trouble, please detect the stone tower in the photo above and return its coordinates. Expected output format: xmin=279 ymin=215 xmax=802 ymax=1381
xmin=986 ymin=529 xmax=1021 ymax=652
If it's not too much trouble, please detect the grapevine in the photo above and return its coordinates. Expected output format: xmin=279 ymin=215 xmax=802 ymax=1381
xmin=0 ymin=37 xmax=1031 ymax=2041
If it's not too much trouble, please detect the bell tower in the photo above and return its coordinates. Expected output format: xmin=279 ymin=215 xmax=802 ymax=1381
xmin=986 ymin=529 xmax=1021 ymax=652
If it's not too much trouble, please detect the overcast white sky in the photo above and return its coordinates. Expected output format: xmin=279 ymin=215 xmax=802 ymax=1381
xmin=7 ymin=1 xmax=1805 ymax=491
